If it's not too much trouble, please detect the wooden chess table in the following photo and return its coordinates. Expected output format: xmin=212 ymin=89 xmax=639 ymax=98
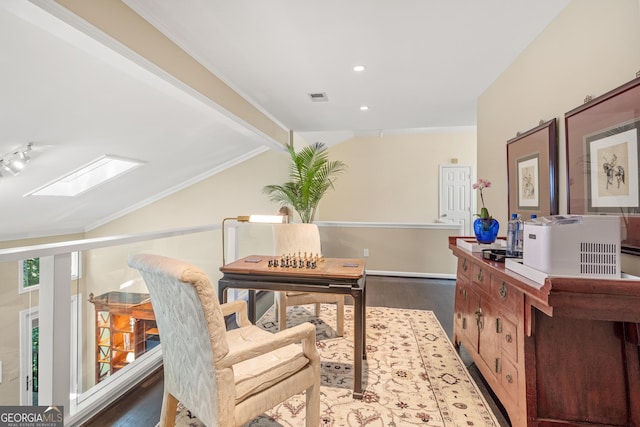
xmin=219 ymin=255 xmax=367 ymax=398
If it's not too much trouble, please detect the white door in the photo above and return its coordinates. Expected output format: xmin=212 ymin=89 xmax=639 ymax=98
xmin=19 ymin=307 xmax=39 ymax=405
xmin=439 ymin=165 xmax=472 ymax=235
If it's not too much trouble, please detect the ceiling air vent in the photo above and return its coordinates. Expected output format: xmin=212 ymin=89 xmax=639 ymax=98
xmin=309 ymin=92 xmax=328 ymax=102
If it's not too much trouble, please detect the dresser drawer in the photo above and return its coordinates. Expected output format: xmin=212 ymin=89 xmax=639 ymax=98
xmin=472 ymin=262 xmax=490 ymax=290
xmin=491 ymin=276 xmax=522 ymax=318
xmin=458 ymin=257 xmax=471 ymax=279
xmin=498 ymin=315 xmax=518 ymax=363
xmin=500 ymin=357 xmax=519 ymax=404
xmin=454 ymin=274 xmax=470 ymax=330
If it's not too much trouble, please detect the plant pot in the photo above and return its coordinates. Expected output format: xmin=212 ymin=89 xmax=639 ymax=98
xmin=473 ymin=218 xmax=499 ymax=244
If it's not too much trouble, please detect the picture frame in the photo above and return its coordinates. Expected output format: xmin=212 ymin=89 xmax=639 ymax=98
xmin=506 ymin=118 xmax=558 ymax=219
xmin=565 ymin=76 xmax=640 ymax=255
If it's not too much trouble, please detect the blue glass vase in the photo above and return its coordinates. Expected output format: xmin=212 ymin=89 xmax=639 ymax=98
xmin=473 ymin=218 xmax=499 ymax=244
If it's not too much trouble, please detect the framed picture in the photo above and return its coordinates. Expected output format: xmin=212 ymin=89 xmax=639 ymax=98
xmin=565 ymin=76 xmax=640 ymax=254
xmin=507 ymin=118 xmax=558 ymax=219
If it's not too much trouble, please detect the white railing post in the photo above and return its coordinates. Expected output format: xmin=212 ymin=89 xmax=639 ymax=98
xmin=38 ymin=253 xmax=71 ymax=417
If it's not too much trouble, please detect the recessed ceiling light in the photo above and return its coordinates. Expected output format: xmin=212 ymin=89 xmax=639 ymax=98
xmin=360 ymin=105 xmax=369 ymax=111
xmin=27 ymin=155 xmax=144 ymax=197
xmin=353 ymin=65 xmax=366 ymax=72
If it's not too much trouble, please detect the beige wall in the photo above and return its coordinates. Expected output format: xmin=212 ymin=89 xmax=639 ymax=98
xmin=320 ymin=226 xmax=458 ymax=275
xmin=477 ymin=0 xmax=640 ymax=274
xmin=321 ymin=130 xmax=477 ymax=222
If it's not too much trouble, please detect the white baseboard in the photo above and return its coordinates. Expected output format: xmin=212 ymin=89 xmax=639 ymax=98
xmin=366 ymin=270 xmax=456 ymax=280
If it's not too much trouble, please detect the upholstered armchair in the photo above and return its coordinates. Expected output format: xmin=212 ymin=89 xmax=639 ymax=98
xmin=273 ymin=223 xmax=345 ymax=336
xmin=128 ymin=254 xmax=320 ymax=427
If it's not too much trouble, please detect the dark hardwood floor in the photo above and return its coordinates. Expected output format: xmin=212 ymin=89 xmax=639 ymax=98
xmin=83 ymin=276 xmax=511 ymax=426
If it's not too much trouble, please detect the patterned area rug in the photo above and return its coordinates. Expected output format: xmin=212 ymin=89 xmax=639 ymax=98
xmin=171 ymin=304 xmax=500 ymax=426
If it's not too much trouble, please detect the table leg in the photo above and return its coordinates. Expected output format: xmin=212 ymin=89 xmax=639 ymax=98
xmin=362 ymin=279 xmax=367 ymax=361
xmin=248 ymin=290 xmax=257 ymax=323
xmin=352 ymin=289 xmax=364 ymax=399
xmin=218 ymin=283 xmax=227 ymax=304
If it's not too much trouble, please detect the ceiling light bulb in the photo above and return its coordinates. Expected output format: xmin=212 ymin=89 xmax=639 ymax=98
xmin=353 ymin=65 xmax=366 ymax=72
xmin=19 ymin=148 xmax=32 ymax=164
xmin=9 ymin=156 xmax=26 ymax=171
xmin=1 ymin=160 xmax=20 ymax=176
xmin=360 ymin=105 xmax=369 ymax=111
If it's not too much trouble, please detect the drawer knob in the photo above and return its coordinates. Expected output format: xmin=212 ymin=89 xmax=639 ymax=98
xmin=506 ymin=374 xmax=513 ymax=384
xmin=477 ymin=269 xmax=484 ymax=282
xmin=499 ymin=282 xmax=508 ymax=299
xmin=475 ymin=308 xmax=484 ymax=330
xmin=462 ymin=258 xmax=468 ymax=271
xmin=505 ymin=333 xmax=513 ymax=343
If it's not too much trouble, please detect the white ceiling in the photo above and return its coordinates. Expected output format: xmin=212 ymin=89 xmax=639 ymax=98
xmin=0 ymin=0 xmax=570 ymax=241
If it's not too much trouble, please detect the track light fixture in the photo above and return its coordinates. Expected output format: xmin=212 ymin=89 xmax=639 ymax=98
xmin=0 ymin=143 xmax=33 ymax=179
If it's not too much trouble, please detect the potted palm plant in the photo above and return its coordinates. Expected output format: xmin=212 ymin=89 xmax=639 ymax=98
xmin=263 ymin=142 xmax=347 ymax=223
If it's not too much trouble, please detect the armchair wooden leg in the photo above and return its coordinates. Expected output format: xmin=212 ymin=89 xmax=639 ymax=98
xmin=314 ymin=302 xmax=321 ymax=316
xmin=336 ymin=298 xmax=344 ymax=337
xmin=159 ymin=390 xmax=178 ymax=427
xmin=305 ymin=381 xmax=321 ymax=427
xmin=279 ymin=298 xmax=288 ymax=331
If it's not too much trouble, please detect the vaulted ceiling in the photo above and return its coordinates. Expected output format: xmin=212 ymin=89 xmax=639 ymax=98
xmin=0 ymin=0 xmax=569 ymax=241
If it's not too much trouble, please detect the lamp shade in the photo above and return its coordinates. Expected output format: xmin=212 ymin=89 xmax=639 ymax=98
xmin=248 ymin=214 xmax=286 ymax=224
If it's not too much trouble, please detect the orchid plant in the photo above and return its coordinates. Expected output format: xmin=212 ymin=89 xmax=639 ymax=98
xmin=473 ymin=178 xmax=492 ymax=220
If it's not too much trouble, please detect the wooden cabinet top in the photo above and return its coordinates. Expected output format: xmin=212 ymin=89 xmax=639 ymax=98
xmin=449 ymin=236 xmax=640 ymax=322
xmin=89 ymin=291 xmax=154 ymax=318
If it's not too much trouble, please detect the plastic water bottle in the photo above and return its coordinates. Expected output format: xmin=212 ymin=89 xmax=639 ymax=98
xmin=506 ymin=213 xmax=519 ymax=257
xmin=515 ymin=215 xmax=525 ymax=257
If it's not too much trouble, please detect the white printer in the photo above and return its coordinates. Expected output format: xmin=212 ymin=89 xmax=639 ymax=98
xmin=522 ymin=215 xmax=621 ymax=278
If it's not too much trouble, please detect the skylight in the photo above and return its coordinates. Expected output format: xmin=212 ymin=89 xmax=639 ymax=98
xmin=27 ymin=155 xmax=143 ymax=197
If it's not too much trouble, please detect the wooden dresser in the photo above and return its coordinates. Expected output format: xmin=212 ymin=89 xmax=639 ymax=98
xmin=449 ymin=237 xmax=640 ymax=427
xmin=89 ymin=291 xmax=159 ymax=383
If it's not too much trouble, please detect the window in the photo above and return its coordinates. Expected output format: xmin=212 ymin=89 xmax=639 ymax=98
xmin=20 ymin=258 xmax=40 ymax=291
xmin=19 ymin=252 xmax=81 ymax=293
